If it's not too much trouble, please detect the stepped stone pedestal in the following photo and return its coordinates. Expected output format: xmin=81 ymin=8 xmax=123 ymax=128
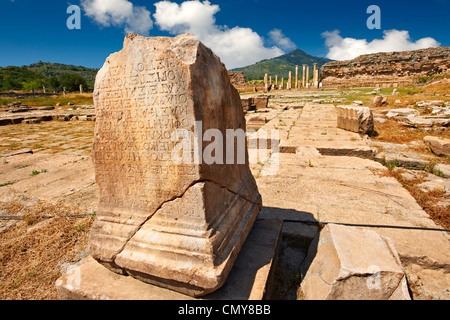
xmin=56 ymin=219 xmax=283 ymax=300
xmin=56 ymin=33 xmax=263 ymax=298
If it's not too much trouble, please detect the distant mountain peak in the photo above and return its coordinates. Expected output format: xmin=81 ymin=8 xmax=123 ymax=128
xmin=231 ymin=49 xmax=333 ymax=80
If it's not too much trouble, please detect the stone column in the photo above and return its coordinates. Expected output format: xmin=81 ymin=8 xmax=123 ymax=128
xmin=288 ymin=71 xmax=292 ymax=90
xmin=264 ymin=73 xmax=268 ymax=92
xmin=306 ymin=67 xmax=310 ymax=88
xmin=280 ymin=78 xmax=284 ymax=90
xmin=275 ymin=75 xmax=278 ymax=90
xmin=302 ymin=64 xmax=306 ymax=88
xmin=313 ymin=63 xmax=318 ymax=88
xmin=79 ymin=84 xmax=83 ymax=94
xmin=315 ymin=69 xmax=319 ymax=88
xmin=313 ymin=63 xmax=317 ymax=85
xmin=295 ymin=65 xmax=298 ymax=89
xmin=42 ymin=85 xmax=46 ymax=94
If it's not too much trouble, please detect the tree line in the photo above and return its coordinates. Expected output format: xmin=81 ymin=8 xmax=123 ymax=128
xmin=0 ymin=62 xmax=98 ymax=92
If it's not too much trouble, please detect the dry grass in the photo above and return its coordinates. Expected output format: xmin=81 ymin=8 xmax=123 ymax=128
xmin=371 ymin=116 xmax=450 ymax=165
xmin=379 ymin=168 xmax=450 ymax=230
xmin=421 ymin=80 xmax=450 ymax=95
xmin=0 ymin=201 xmax=93 ymax=300
xmin=0 ymin=93 xmax=93 ymax=107
xmin=371 ymin=118 xmax=430 ymax=144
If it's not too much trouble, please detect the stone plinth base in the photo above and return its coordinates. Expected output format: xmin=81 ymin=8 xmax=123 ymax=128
xmin=56 ymin=219 xmax=282 ymax=300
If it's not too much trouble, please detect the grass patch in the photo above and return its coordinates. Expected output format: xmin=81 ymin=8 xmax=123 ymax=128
xmin=372 ymin=117 xmax=450 ymax=146
xmin=0 ymin=181 xmax=15 ymax=187
xmin=0 ymin=201 xmax=93 ymax=299
xmin=372 ymin=118 xmax=425 ymax=144
xmin=0 ymin=93 xmax=93 ymax=107
xmin=30 ymin=169 xmax=47 ymax=176
xmin=380 ymin=155 xmax=402 ymax=170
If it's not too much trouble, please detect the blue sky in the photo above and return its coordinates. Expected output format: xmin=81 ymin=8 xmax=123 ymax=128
xmin=0 ymin=0 xmax=449 ymax=69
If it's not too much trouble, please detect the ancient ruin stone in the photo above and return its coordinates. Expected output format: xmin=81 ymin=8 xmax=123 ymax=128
xmin=241 ymin=98 xmax=254 ymax=113
xmin=336 ymin=105 xmax=374 ymax=135
xmin=228 ymin=71 xmax=246 ymax=87
xmin=253 ymin=96 xmax=269 ymax=109
xmin=89 ymin=33 xmax=262 ymax=297
xmin=424 ymin=136 xmax=450 ymax=156
xmin=240 ymin=96 xmax=269 ymax=113
xmin=298 ymin=224 xmax=411 ymax=300
xmin=371 ymin=96 xmax=388 ymax=107
xmin=386 ymin=108 xmax=419 ymax=119
xmin=321 ymin=47 xmax=450 ymax=88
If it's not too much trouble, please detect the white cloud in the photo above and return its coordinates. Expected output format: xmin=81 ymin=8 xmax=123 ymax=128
xmin=153 ymin=0 xmax=286 ymax=69
xmin=81 ymin=0 xmax=153 ymax=35
xmin=153 ymin=0 xmax=219 ymax=38
xmin=322 ymin=29 xmax=440 ymax=61
xmin=268 ymin=29 xmax=297 ymax=51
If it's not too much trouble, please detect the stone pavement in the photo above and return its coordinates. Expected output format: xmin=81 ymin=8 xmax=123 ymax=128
xmin=254 ymin=103 xmax=450 ymax=300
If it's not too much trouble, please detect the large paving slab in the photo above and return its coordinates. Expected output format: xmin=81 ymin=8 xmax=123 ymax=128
xmin=254 ymin=103 xmax=450 ymax=299
xmin=0 ymin=152 xmax=97 ymax=211
xmin=0 ymin=109 xmax=96 ymax=126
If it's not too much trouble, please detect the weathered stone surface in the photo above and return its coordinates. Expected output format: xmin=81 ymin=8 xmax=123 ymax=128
xmin=228 ymin=71 xmax=246 ymax=87
xmin=240 ymin=96 xmax=269 ymax=112
xmin=241 ymin=98 xmax=255 ymax=113
xmin=253 ymin=96 xmax=269 ymax=109
xmin=56 ymin=219 xmax=282 ymax=300
xmin=402 ymin=115 xmax=433 ymax=128
xmin=322 ymin=47 xmax=450 ymax=88
xmin=386 ymin=108 xmax=419 ymax=119
xmin=435 ymin=163 xmax=450 ymax=178
xmin=424 ymin=136 xmax=450 ymax=156
xmin=417 ymin=100 xmax=445 ymax=108
xmin=371 ymin=96 xmax=388 ymax=107
xmin=336 ymin=105 xmax=374 ymax=134
xmin=298 ymin=224 xmax=411 ymax=300
xmin=88 ymin=34 xmax=262 ymax=297
xmin=246 ymin=115 xmax=267 ymax=131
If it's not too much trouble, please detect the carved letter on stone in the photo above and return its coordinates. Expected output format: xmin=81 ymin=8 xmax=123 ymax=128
xmin=89 ymin=34 xmax=262 ymax=297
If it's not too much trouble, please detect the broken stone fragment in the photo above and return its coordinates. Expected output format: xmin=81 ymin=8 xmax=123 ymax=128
xmin=371 ymin=96 xmax=388 ymax=107
xmin=417 ymin=100 xmax=444 ymax=108
xmin=89 ymin=33 xmax=262 ymax=297
xmin=253 ymin=96 xmax=269 ymax=109
xmin=402 ymin=115 xmax=433 ymax=128
xmin=336 ymin=105 xmax=374 ymax=135
xmin=424 ymin=136 xmax=450 ymax=156
xmin=385 ymin=108 xmax=419 ymax=119
xmin=298 ymin=224 xmax=411 ymax=300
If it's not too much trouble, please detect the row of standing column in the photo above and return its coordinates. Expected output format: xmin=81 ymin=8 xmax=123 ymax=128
xmin=264 ymin=63 xmax=320 ymax=90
